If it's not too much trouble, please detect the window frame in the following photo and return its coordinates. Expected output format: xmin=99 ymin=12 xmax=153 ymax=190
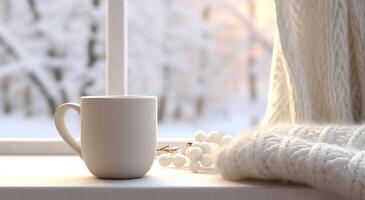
xmin=0 ymin=0 xmax=275 ymax=155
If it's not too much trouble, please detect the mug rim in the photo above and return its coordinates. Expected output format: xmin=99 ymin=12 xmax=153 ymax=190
xmin=81 ymin=95 xmax=157 ymax=100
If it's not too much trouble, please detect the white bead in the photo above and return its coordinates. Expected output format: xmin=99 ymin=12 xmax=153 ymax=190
xmin=207 ymin=131 xmax=221 ymax=144
xmin=172 ymin=154 xmax=187 ymax=167
xmin=189 ymin=147 xmax=203 ymax=160
xmin=200 ymin=154 xmax=214 ymax=167
xmin=199 ymin=142 xmax=212 ymax=154
xmin=191 ymin=141 xmax=201 ymax=147
xmin=185 ymin=147 xmax=191 ymax=157
xmin=194 ymin=130 xmax=207 ymax=142
xmin=158 ymin=153 xmax=172 ymax=166
xmin=210 ymin=143 xmax=220 ymax=153
xmin=190 ymin=160 xmax=201 ymax=173
xmin=221 ymin=135 xmax=233 ymax=146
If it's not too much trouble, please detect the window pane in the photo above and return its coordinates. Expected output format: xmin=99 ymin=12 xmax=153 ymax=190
xmin=0 ymin=0 xmax=274 ymax=138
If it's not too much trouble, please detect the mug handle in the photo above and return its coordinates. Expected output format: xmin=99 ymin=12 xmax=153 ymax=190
xmin=54 ymin=103 xmax=82 ymax=158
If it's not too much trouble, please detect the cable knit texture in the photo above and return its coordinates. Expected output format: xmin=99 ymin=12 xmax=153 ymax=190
xmin=217 ymin=1 xmax=365 ymax=199
xmin=265 ymin=0 xmax=365 ymax=124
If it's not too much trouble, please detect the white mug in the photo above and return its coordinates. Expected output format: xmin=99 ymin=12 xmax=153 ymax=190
xmin=54 ymin=96 xmax=157 ymax=179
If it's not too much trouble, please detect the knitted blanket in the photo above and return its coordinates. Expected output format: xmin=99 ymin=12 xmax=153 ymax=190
xmin=216 ymin=0 xmax=365 ymax=199
xmin=217 ymin=125 xmax=365 ymax=199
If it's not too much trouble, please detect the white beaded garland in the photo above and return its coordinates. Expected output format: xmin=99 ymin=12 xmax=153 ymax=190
xmin=157 ymin=130 xmax=234 ymax=173
xmin=199 ymin=142 xmax=212 ymax=154
xmin=200 ymin=154 xmax=214 ymax=167
xmin=189 ymin=147 xmax=203 ymax=160
xmin=221 ymin=135 xmax=233 ymax=146
xmin=194 ymin=130 xmax=207 ymax=142
xmin=172 ymin=154 xmax=187 ymax=167
xmin=158 ymin=153 xmax=172 ymax=166
xmin=190 ymin=160 xmax=201 ymax=173
xmin=207 ymin=131 xmax=221 ymax=144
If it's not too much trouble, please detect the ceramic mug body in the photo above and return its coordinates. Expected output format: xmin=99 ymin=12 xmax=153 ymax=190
xmin=54 ymin=96 xmax=157 ymax=179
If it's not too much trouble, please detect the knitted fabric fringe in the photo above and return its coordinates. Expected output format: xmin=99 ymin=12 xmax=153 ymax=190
xmin=216 ymin=124 xmax=365 ymax=200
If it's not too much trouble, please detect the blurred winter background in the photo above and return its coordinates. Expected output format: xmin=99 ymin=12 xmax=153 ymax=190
xmin=0 ymin=0 xmax=275 ymax=138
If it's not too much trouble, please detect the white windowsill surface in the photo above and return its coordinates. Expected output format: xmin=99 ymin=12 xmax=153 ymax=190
xmin=0 ymin=156 xmax=343 ymax=200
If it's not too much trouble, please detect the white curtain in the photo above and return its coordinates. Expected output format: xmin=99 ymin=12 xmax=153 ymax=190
xmin=265 ymin=0 xmax=365 ymax=125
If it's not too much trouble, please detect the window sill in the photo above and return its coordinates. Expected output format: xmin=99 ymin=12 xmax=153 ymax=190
xmin=0 ymin=156 xmax=342 ymax=200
